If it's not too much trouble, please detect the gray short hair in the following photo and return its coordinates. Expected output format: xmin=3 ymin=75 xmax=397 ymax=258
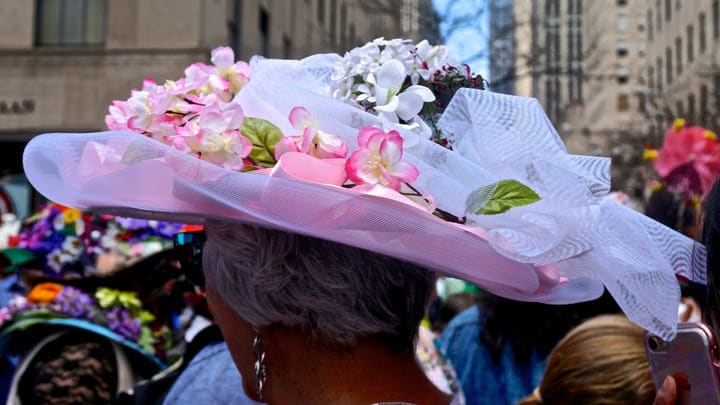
xmin=203 ymin=220 xmax=436 ymax=352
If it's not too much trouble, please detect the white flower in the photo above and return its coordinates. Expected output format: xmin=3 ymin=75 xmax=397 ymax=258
xmin=47 ymin=248 xmax=74 ymax=273
xmin=372 ymin=60 xmax=435 ymax=123
xmin=62 ymin=236 xmax=84 ymax=256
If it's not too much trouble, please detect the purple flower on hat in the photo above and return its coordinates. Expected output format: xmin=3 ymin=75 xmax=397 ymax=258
xmin=46 ymin=286 xmax=96 ymax=320
xmin=105 ymin=306 xmax=141 ymax=341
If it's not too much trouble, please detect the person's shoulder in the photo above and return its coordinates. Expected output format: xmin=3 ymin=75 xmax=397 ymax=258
xmin=444 ymin=305 xmax=482 ymax=331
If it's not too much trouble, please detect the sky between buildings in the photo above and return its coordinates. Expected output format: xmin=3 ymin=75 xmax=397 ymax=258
xmin=432 ymin=0 xmax=490 ymax=79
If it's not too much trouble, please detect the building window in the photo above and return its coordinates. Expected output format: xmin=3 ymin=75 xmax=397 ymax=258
xmin=340 ymin=3 xmax=347 ymax=48
xmin=617 ymin=14 xmax=628 ymax=32
xmin=648 ymin=10 xmax=653 ymax=40
xmin=317 ymin=0 xmax=325 ymax=24
xmin=700 ymin=13 xmax=707 ymax=53
xmin=665 ymin=0 xmax=671 ymax=21
xmin=618 ymin=94 xmax=630 ymax=111
xmin=638 ymin=40 xmax=646 ymax=56
xmin=715 ymin=0 xmax=720 ymax=39
xmin=649 ymin=66 xmax=655 ymax=90
xmin=259 ymin=7 xmax=269 ymax=56
xmin=701 ymin=84 xmax=709 ymax=125
xmin=688 ymin=93 xmax=696 ymax=122
xmin=616 ymin=39 xmax=629 ymax=56
xmin=36 ymin=0 xmax=106 ymax=46
xmin=657 ymin=57 xmax=663 ymax=92
xmin=657 ymin=0 xmax=662 ymax=31
xmin=282 ymin=35 xmax=292 ymax=58
xmin=666 ymin=47 xmax=672 ymax=83
xmin=617 ymin=66 xmax=630 ymax=84
xmin=617 ymin=0 xmax=627 ymax=5
xmin=687 ymin=25 xmax=694 ymax=63
xmin=329 ymin=0 xmax=337 ymax=44
xmin=675 ymin=37 xmax=682 ymax=75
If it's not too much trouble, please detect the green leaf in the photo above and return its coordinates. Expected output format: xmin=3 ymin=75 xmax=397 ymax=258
xmin=241 ymin=117 xmax=284 ymax=168
xmin=0 ymin=310 xmax=61 ymax=336
xmin=2 ymin=248 xmax=36 ymax=269
xmin=466 ymin=179 xmax=541 ymax=215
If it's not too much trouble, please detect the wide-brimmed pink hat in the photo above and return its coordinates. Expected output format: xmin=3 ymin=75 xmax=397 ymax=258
xmin=23 ymin=41 xmax=704 ymax=340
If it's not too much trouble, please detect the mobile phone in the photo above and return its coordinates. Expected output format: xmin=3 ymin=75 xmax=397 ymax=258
xmin=645 ymin=322 xmax=720 ymax=404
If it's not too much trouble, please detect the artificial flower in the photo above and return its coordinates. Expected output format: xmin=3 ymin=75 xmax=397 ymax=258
xmin=652 ymin=122 xmax=720 ymax=196
xmin=346 ymin=126 xmax=419 ymax=191
xmin=27 ymin=282 xmax=63 ymax=303
xmin=275 ymin=107 xmax=348 ymax=159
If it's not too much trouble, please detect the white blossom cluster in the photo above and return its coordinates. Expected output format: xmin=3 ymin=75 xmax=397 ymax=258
xmin=330 ymin=38 xmax=451 ymax=137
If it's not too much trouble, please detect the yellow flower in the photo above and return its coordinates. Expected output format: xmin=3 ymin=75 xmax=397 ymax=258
xmin=62 ymin=209 xmax=82 ymax=225
xmin=690 ymin=195 xmax=702 ymax=210
xmin=704 ymin=130 xmax=717 ymax=141
xmin=643 ymin=148 xmax=658 ymax=160
xmin=650 ymin=181 xmax=666 ymax=192
xmin=673 ymin=118 xmax=686 ymax=132
xmin=28 ymin=283 xmax=63 ymax=303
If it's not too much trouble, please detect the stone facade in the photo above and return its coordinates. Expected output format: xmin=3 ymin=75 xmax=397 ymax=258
xmin=644 ymin=0 xmax=720 ymax=140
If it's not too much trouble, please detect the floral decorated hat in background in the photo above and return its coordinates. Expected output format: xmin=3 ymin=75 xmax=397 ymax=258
xmin=0 ymin=203 xmax=201 ymax=367
xmin=23 ymin=39 xmax=705 ymax=340
xmin=645 ymin=118 xmax=720 ymax=200
xmin=2 ymin=202 xmax=184 ymax=278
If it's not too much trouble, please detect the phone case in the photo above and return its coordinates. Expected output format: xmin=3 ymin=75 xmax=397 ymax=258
xmin=645 ymin=322 xmax=720 ymax=404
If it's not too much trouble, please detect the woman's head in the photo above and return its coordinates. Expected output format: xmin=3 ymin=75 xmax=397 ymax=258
xmin=704 ymin=178 xmax=720 ymax=330
xmin=517 ymin=315 xmax=654 ymax=405
xmin=202 ymin=220 xmax=436 ymax=353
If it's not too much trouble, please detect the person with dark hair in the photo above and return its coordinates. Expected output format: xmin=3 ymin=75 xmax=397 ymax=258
xmin=655 ymin=157 xmax=720 ymax=405
xmin=441 ymin=292 xmax=619 ymax=404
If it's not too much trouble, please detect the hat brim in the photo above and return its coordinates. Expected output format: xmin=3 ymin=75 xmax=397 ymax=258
xmin=23 ymin=131 xmax=566 ymax=302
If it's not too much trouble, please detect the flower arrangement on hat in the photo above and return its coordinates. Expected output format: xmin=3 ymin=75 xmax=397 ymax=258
xmin=3 ymin=202 xmax=184 ymax=278
xmin=0 ymin=283 xmax=164 ymax=357
xmin=22 ymin=38 xmax=707 ymax=341
xmin=103 ymin=41 xmax=535 ymax=222
xmin=644 ymin=118 xmax=720 ymax=200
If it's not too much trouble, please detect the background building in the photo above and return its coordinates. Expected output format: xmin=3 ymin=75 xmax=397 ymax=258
xmin=644 ymin=0 xmax=720 ymax=142
xmin=0 ymin=0 xmax=437 ymax=217
xmin=489 ymin=0 xmax=515 ymax=94
xmin=505 ymin=0 xmax=720 ymax=198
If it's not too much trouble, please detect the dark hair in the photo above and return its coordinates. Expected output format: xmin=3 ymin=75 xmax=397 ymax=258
xmin=435 ymin=292 xmax=477 ymax=332
xmin=645 ymin=188 xmax=697 ymax=236
xmin=704 ymin=178 xmax=720 ymax=329
xmin=479 ymin=291 xmax=620 ymax=363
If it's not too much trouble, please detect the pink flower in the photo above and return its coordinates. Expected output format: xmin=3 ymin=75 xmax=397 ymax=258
xmin=653 ymin=122 xmax=720 ymax=196
xmin=275 ymin=107 xmax=348 ymax=160
xmin=346 ymin=126 xmax=419 ymax=191
xmin=165 ymin=100 xmax=252 ymax=170
xmin=184 ymin=47 xmax=251 ymax=101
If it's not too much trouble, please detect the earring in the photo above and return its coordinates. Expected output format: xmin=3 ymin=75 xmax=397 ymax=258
xmin=252 ymin=326 xmax=267 ymax=400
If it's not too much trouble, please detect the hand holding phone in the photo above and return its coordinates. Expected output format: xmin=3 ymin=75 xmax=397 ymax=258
xmin=645 ymin=322 xmax=720 ymax=405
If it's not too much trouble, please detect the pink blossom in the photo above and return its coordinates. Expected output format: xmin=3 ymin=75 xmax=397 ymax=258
xmin=164 ymin=101 xmax=251 ymax=170
xmin=275 ymin=107 xmax=348 ymax=160
xmin=346 ymin=126 xmax=419 ymax=191
xmin=184 ymin=47 xmax=251 ymax=101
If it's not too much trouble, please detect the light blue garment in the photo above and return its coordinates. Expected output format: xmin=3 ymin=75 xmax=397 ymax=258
xmin=163 ymin=341 xmax=263 ymax=405
xmin=440 ymin=306 xmax=546 ymax=405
